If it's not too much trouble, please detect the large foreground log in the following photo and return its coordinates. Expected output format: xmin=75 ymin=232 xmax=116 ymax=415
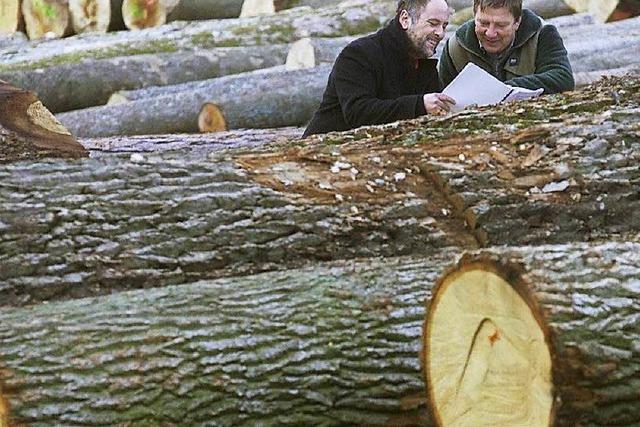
xmin=0 ymin=252 xmax=456 ymax=425
xmin=0 ymin=81 xmax=87 ymax=162
xmin=0 ymin=143 xmax=473 ymax=306
xmin=58 ymin=64 xmax=332 ymax=135
xmin=21 ymin=0 xmax=69 ymax=39
xmin=423 ymin=243 xmax=640 ymax=426
xmin=0 ymin=241 xmax=638 ymax=425
xmin=1 ymin=44 xmax=289 ymax=112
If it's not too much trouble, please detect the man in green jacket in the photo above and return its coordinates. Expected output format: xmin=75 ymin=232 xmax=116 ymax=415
xmin=439 ymin=0 xmax=574 ymax=94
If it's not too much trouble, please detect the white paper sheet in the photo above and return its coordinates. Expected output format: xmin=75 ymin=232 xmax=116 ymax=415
xmin=442 ymin=62 xmax=543 ymax=112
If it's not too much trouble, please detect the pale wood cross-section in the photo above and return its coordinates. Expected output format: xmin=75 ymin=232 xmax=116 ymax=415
xmin=21 ymin=0 xmax=70 ymax=39
xmin=121 ymin=0 xmax=166 ymax=29
xmin=69 ymin=0 xmax=111 ymax=33
xmin=424 ymin=262 xmax=553 ymax=427
xmin=565 ymin=0 xmax=623 ymax=22
xmin=0 ymin=0 xmax=21 ymax=34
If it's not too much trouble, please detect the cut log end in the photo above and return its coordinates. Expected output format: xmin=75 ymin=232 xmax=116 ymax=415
xmin=239 ymin=0 xmax=276 ymax=18
xmin=21 ymin=0 xmax=70 ymax=39
xmin=286 ymin=38 xmax=316 ymax=70
xmin=69 ymin=0 xmax=111 ymax=33
xmin=564 ymin=0 xmax=623 ymax=22
xmin=198 ymin=103 xmax=227 ymax=133
xmin=122 ymin=0 xmax=166 ymax=30
xmin=0 ymin=82 xmax=87 ymax=160
xmin=423 ymin=255 xmax=554 ymax=427
xmin=0 ymin=388 xmax=8 ymax=427
xmin=0 ymin=0 xmax=21 ymax=33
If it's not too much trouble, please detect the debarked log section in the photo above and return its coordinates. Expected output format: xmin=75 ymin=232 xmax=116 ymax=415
xmin=423 ymin=243 xmax=640 ymax=426
xmin=0 ymin=253 xmax=455 ymax=426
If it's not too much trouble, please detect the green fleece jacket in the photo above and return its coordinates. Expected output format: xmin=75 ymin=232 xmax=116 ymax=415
xmin=439 ymin=9 xmax=574 ymax=94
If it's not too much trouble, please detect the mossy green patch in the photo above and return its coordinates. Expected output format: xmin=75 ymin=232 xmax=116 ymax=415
xmin=0 ymin=40 xmax=180 ymax=72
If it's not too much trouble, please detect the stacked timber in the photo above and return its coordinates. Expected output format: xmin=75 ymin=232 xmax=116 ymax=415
xmin=0 ymin=0 xmax=393 ymax=112
xmin=0 ymin=61 xmax=639 ymax=427
xmin=57 ymin=64 xmax=333 ymax=135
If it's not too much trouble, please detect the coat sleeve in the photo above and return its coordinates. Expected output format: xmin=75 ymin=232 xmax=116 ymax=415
xmin=333 ymin=44 xmax=426 ymax=128
xmin=438 ymin=39 xmax=459 ymax=88
xmin=505 ymin=25 xmax=575 ymax=94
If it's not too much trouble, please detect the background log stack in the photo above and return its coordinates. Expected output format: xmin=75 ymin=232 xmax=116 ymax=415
xmin=1 ymin=0 xmax=640 ymax=425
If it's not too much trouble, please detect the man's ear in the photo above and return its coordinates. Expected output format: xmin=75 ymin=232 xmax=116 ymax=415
xmin=513 ymin=16 xmax=522 ymax=31
xmin=399 ymin=9 xmax=411 ymax=30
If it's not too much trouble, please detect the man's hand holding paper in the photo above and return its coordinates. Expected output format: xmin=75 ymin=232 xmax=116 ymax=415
xmin=442 ymin=63 xmax=543 ymax=112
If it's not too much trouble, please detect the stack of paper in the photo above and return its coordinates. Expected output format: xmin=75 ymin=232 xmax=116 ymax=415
xmin=443 ymin=62 xmax=543 ymax=112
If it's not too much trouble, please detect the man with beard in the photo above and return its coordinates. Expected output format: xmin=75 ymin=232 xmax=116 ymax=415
xmin=302 ymin=0 xmax=455 ymax=137
xmin=439 ymin=0 xmax=574 ymax=94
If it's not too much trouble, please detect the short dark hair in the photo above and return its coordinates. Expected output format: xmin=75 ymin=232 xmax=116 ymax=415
xmin=396 ymin=0 xmax=434 ymax=20
xmin=473 ymin=0 xmax=522 ymax=19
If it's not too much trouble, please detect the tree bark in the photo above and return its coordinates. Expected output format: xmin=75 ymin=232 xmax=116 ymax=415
xmin=167 ymin=0 xmax=244 ymax=20
xmin=0 ymin=252 xmax=457 ymax=425
xmin=0 ymin=0 xmax=22 ymax=34
xmin=0 ymin=0 xmax=393 ymax=70
xmin=448 ymin=0 xmax=575 ymax=17
xmin=423 ymin=242 xmax=640 ymax=426
xmin=416 ymin=79 xmax=640 ymax=246
xmin=21 ymin=0 xmax=70 ymax=39
xmin=0 ymin=80 xmax=87 ymax=163
xmin=58 ymin=64 xmax=332 ymax=135
xmin=0 ymin=44 xmax=289 ymax=113
xmin=68 ymin=0 xmax=111 ymax=33
xmin=0 ymin=137 xmax=475 ymax=305
xmin=284 ymin=35 xmax=356 ymax=69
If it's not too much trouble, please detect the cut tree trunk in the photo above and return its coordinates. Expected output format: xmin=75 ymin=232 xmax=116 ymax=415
xmin=0 ymin=0 xmax=393 ymax=70
xmin=0 ymin=80 xmax=87 ymax=163
xmin=21 ymin=0 xmax=69 ymax=39
xmin=0 ymin=0 xmax=22 ymax=34
xmin=449 ymin=0 xmax=575 ymax=17
xmin=0 ymin=252 xmax=458 ymax=425
xmin=121 ymin=0 xmax=166 ymax=29
xmin=0 ymin=44 xmax=289 ymax=113
xmin=59 ymin=64 xmax=332 ymax=135
xmin=423 ymin=243 xmax=640 ymax=426
xmin=167 ymin=0 xmax=244 ymax=20
xmin=68 ymin=0 xmax=111 ymax=33
xmin=285 ymin=36 xmax=356 ymax=69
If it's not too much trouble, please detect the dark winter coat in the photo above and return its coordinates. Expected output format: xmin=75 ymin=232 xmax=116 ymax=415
xmin=302 ymin=18 xmax=441 ymax=137
xmin=439 ymin=9 xmax=574 ymax=94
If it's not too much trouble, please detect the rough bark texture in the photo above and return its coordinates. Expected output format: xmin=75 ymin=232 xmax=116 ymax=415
xmin=0 ymin=81 xmax=87 ymax=163
xmin=80 ymin=126 xmax=304 ymax=155
xmin=58 ymin=64 xmax=332 ymax=136
xmin=0 ymin=145 xmax=473 ymax=306
xmin=69 ymin=0 xmax=111 ymax=33
xmin=449 ymin=0 xmax=575 ymax=17
xmin=1 ymin=44 xmax=289 ymax=113
xmin=21 ymin=0 xmax=70 ymax=39
xmin=574 ymin=64 xmax=640 ymax=86
xmin=424 ymin=243 xmax=640 ymax=426
xmin=0 ymin=0 xmax=392 ymax=70
xmin=0 ymin=252 xmax=456 ymax=426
